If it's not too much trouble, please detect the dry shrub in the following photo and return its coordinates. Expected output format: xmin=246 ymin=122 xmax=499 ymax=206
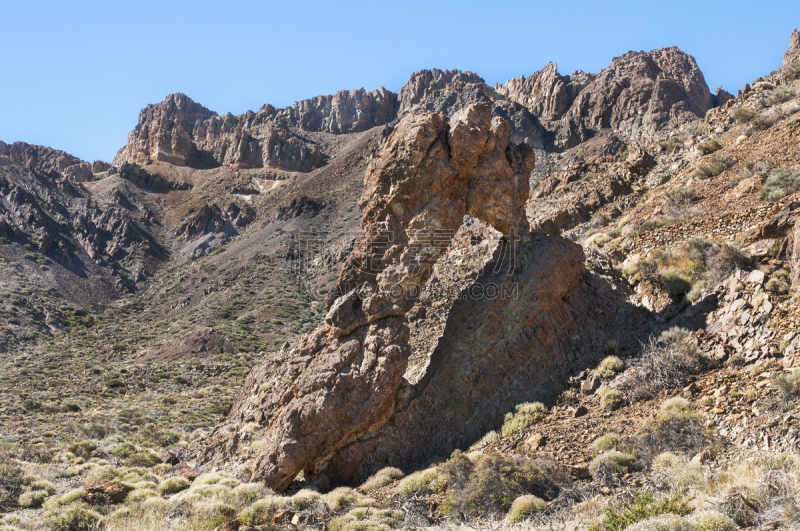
xmin=596 ymin=356 xmax=625 ymax=379
xmin=635 ymin=397 xmax=711 ymax=464
xmin=762 ymin=166 xmax=800 ymax=202
xmin=438 ymin=450 xmax=557 ymax=516
xmin=621 ymin=328 xmax=701 ymax=401
xmin=697 ymin=156 xmax=731 ymax=178
xmin=705 ymin=244 xmax=751 ymax=285
xmin=360 ymin=467 xmax=404 ymax=493
xmin=785 ymin=58 xmax=800 ymax=81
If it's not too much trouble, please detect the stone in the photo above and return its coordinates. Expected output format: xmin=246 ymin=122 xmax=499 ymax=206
xmin=199 ymin=102 xmax=648 ymax=491
xmin=746 ymin=270 xmax=765 ymax=285
xmin=84 ymin=481 xmax=131 ymax=505
xmin=581 ymin=376 xmax=601 ymax=395
xmin=572 ymin=406 xmax=589 ymax=418
xmin=524 ymin=433 xmax=547 ymax=452
xmin=167 ymin=463 xmax=199 ymax=482
xmin=161 ymin=450 xmax=179 ymax=465
xmin=567 ymin=465 xmax=591 ymax=480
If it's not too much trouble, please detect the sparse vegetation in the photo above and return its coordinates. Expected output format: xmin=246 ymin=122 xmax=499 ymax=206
xmin=596 ymin=356 xmax=625 ymax=379
xmin=762 ymin=166 xmax=800 ymax=201
xmin=501 ymin=401 xmax=547 ymax=437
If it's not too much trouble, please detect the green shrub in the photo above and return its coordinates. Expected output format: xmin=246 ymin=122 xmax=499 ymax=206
xmin=599 ymin=388 xmax=623 ymax=410
xmin=68 ymin=440 xmax=97 ymax=458
xmin=733 ymin=107 xmax=756 ymax=123
xmin=593 ymin=434 xmax=620 ymax=453
xmin=323 ymin=487 xmax=373 ymax=511
xmin=62 ymin=400 xmax=81 ymax=412
xmin=124 ymin=451 xmax=162 ymax=468
xmin=765 ymin=269 xmax=791 ymax=294
xmin=361 ymin=467 xmax=404 ymax=493
xmin=660 ymin=270 xmax=692 ymax=298
xmin=159 ymin=477 xmax=190 ymax=495
xmin=590 ymin=489 xmax=693 ymax=531
xmin=635 ymin=397 xmax=710 ymax=463
xmin=439 ymin=450 xmax=555 ymax=516
xmin=657 ymin=137 xmax=683 ymax=153
xmin=139 ymin=425 xmax=179 ymax=447
xmin=596 ymin=356 xmax=625 ymax=378
xmin=112 ymin=442 xmax=136 ymax=458
xmin=697 ymin=156 xmax=730 ymax=178
xmin=501 ymin=402 xmax=547 ymax=437
xmin=589 ymin=451 xmax=642 ymax=477
xmin=506 ymin=494 xmax=547 ymax=523
xmin=696 ymin=139 xmax=721 ymax=155
xmin=762 ymin=166 xmax=800 ymax=201
xmin=105 ymin=378 xmax=125 ymax=389
xmin=774 ymin=368 xmax=800 ymax=396
xmin=45 ymin=502 xmax=102 ymax=531
xmin=19 ymin=490 xmax=49 ymax=507
xmin=751 ymin=111 xmax=779 ymax=131
xmin=398 ymin=467 xmax=442 ymax=497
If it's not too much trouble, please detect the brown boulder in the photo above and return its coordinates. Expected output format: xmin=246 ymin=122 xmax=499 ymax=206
xmin=84 ymin=481 xmax=131 ymax=505
xmin=166 ymin=463 xmax=199 ymax=482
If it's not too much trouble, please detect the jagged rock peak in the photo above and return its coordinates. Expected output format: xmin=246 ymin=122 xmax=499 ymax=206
xmin=566 ymin=46 xmax=713 ymax=137
xmin=495 ymin=62 xmax=573 ymax=121
xmin=397 ymin=68 xmax=490 ymax=114
xmin=278 ymin=87 xmax=399 ymax=134
xmin=785 ymin=29 xmax=800 ymax=68
xmin=0 ymin=140 xmax=93 ymax=182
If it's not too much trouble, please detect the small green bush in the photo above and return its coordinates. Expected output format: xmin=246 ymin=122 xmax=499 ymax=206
xmin=762 ymin=166 xmax=800 ymax=202
xmin=590 ymin=489 xmax=693 ymax=531
xmin=439 ymin=450 xmax=555 ymax=516
xmin=159 ymin=477 xmax=190 ymax=495
xmin=124 ymin=451 xmax=162 ymax=468
xmin=733 ymin=106 xmax=756 ymax=123
xmin=361 ymin=467 xmax=404 ymax=493
xmin=45 ymin=502 xmax=102 ymax=531
xmin=62 ymin=400 xmax=81 ymax=412
xmin=398 ymin=467 xmax=442 ymax=497
xmin=599 ymin=388 xmax=623 ymax=409
xmin=589 ymin=451 xmax=642 ymax=476
xmin=112 ymin=442 xmax=136 ymax=458
xmin=68 ymin=440 xmax=97 ymax=458
xmin=501 ymin=402 xmax=547 ymax=437
xmin=697 ymin=156 xmax=729 ymax=178
xmin=596 ymin=356 xmax=625 ymax=378
xmin=765 ymin=270 xmax=791 ymax=294
xmin=685 ymin=510 xmax=735 ymax=531
xmin=774 ymin=368 xmax=800 ymax=396
xmin=660 ymin=270 xmax=692 ymax=298
xmin=593 ymin=434 xmax=620 ymax=453
xmin=785 ymin=58 xmax=800 ymax=81
xmin=696 ymin=139 xmax=721 ymax=155
xmin=19 ymin=490 xmax=49 ymax=507
xmin=105 ymin=378 xmax=125 ymax=389
xmin=506 ymin=494 xmax=547 ymax=523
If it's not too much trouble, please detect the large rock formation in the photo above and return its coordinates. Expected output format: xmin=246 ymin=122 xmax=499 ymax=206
xmin=199 ymin=103 xmax=643 ymax=491
xmin=113 ymin=93 xmax=324 ymax=172
xmin=1 ymin=140 xmax=94 ymax=182
xmin=784 ymin=29 xmax=800 ymax=68
xmin=496 ymin=47 xmax=714 ymax=147
xmin=275 ymin=87 xmax=398 ymax=134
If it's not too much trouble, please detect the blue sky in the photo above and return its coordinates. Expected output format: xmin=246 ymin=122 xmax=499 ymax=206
xmin=1 ymin=0 xmax=798 ymax=162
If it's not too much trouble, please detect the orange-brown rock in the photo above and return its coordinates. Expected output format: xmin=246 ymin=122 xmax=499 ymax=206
xmin=200 ymin=103 xmax=648 ymax=492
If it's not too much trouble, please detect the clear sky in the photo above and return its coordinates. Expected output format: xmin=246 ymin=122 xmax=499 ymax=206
xmin=1 ymin=0 xmax=798 ymax=162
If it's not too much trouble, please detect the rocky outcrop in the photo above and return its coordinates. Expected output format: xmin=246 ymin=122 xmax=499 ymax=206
xmin=567 ymin=47 xmax=713 ymax=138
xmin=1 ymin=140 xmax=93 ymax=182
xmin=276 ymin=87 xmax=398 ymax=134
xmin=496 ymin=48 xmax=714 ymax=148
xmin=783 ymin=29 xmax=800 ymax=68
xmin=199 ymin=103 xmax=538 ymax=490
xmin=199 ymin=103 xmax=645 ymax=491
xmin=114 ymin=93 xmax=324 ymax=172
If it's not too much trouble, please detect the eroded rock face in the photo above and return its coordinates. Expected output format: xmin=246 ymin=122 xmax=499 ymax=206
xmin=496 ymin=48 xmax=713 ymax=148
xmin=567 ymin=47 xmax=713 ymax=137
xmin=278 ymin=87 xmax=398 ymax=134
xmin=114 ymin=93 xmax=324 ymax=172
xmin=1 ymin=140 xmax=93 ymax=182
xmin=199 ymin=103 xmax=536 ymax=490
xmin=784 ymin=29 xmax=800 ymax=68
